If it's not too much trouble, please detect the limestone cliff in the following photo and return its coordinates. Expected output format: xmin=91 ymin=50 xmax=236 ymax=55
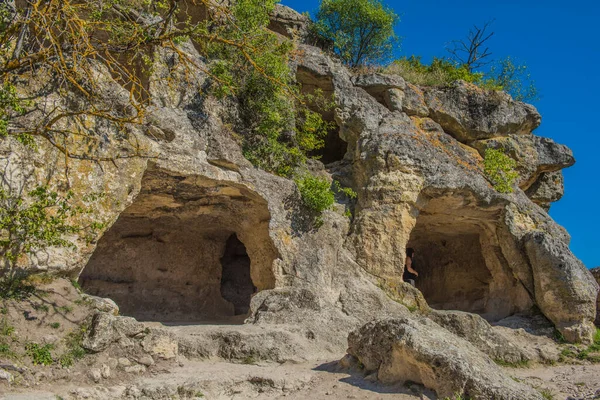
xmin=1 ymin=4 xmax=599 ymax=399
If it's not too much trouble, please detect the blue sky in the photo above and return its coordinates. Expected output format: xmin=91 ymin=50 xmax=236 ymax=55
xmin=281 ymin=0 xmax=600 ymax=268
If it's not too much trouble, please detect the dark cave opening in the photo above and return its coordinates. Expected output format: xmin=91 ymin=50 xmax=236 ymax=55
xmin=406 ymin=196 xmax=533 ymax=321
xmin=220 ymin=234 xmax=256 ymax=316
xmin=297 ymin=66 xmax=348 ymax=165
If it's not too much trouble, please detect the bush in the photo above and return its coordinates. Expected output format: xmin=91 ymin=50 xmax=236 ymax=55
xmin=25 ymin=342 xmax=54 ymax=366
xmin=295 ymin=174 xmax=335 ymax=214
xmin=315 ymin=0 xmax=399 ymax=67
xmin=486 ymin=57 xmax=539 ymax=103
xmin=386 ymin=56 xmax=501 ymax=89
xmin=0 ymin=186 xmax=104 ymax=291
xmin=483 ymin=148 xmax=519 ymax=194
xmin=387 ymin=56 xmax=538 ymax=103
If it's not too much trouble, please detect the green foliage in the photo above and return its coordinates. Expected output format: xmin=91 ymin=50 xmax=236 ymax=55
xmin=0 ymin=318 xmax=14 ymax=336
xmin=386 ymin=56 xmax=538 ymax=103
xmin=25 ymin=342 xmax=54 ymax=366
xmin=59 ymin=325 xmax=88 ymax=368
xmin=295 ymin=174 xmax=335 ymax=214
xmin=333 ymin=181 xmax=358 ymax=199
xmin=539 ymin=388 xmax=555 ymax=400
xmin=315 ymin=0 xmax=399 ymax=67
xmin=486 ymin=57 xmax=539 ymax=102
xmin=483 ymin=148 xmax=519 ymax=194
xmin=0 ymin=82 xmax=32 ymax=146
xmin=557 ymin=329 xmax=600 ymax=363
xmin=0 ymin=185 xmax=104 ymax=291
xmin=387 ymin=56 xmax=489 ymax=87
xmin=205 ymin=2 xmax=333 ymax=177
xmin=49 ymin=322 xmax=60 ymax=329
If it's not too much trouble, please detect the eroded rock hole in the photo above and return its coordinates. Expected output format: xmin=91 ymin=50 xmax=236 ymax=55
xmin=407 ymin=196 xmax=532 ymax=321
xmin=78 ymin=169 xmax=277 ymax=324
xmin=220 ymin=234 xmax=255 ymax=315
xmin=297 ymin=66 xmax=347 ymax=164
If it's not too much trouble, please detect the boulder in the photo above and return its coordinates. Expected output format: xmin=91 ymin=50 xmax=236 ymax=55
xmin=268 ymin=4 xmax=310 ymax=40
xmin=83 ymin=313 xmax=146 ymax=352
xmin=428 ymin=309 xmax=530 ymax=363
xmin=523 ymin=232 xmax=599 ymax=344
xmin=347 ymin=317 xmax=544 ymax=399
xmin=424 ymin=81 xmax=541 ymax=142
xmin=525 ymin=171 xmax=565 ymax=210
xmin=82 ymin=294 xmax=120 ymax=315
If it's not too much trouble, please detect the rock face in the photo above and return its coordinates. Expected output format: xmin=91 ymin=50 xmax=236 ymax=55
xmin=347 ymin=317 xmax=544 ymax=399
xmin=1 ymin=3 xmax=598 ymax=397
xmin=591 ymin=267 xmax=600 ymax=325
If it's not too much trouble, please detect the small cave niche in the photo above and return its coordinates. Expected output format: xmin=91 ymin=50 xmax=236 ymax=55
xmin=297 ymin=66 xmax=348 ymax=165
xmin=220 ymin=234 xmax=255 ymax=315
xmin=407 ymin=196 xmax=532 ymax=321
xmin=78 ymin=169 xmax=278 ymax=324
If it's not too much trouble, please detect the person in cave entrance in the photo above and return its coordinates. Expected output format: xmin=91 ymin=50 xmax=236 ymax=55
xmin=403 ymin=247 xmax=418 ymax=286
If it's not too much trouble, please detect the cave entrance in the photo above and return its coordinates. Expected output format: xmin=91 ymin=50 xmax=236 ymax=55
xmin=297 ymin=65 xmax=347 ymax=165
xmin=220 ymin=234 xmax=255 ymax=315
xmin=78 ymin=169 xmax=277 ymax=324
xmin=407 ymin=196 xmax=532 ymax=321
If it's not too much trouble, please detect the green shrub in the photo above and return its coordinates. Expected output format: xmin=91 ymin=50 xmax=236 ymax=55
xmin=315 ymin=0 xmax=399 ymax=67
xmin=483 ymin=148 xmax=519 ymax=194
xmin=486 ymin=57 xmax=539 ymax=103
xmin=295 ymin=174 xmax=335 ymax=214
xmin=386 ymin=56 xmax=489 ymax=87
xmin=333 ymin=181 xmax=358 ymax=199
xmin=49 ymin=322 xmax=60 ymax=329
xmin=0 ymin=186 xmax=104 ymax=294
xmin=25 ymin=342 xmax=54 ymax=366
xmin=0 ymin=319 xmax=14 ymax=336
xmin=58 ymin=324 xmax=89 ymax=368
xmin=386 ymin=56 xmax=538 ymax=103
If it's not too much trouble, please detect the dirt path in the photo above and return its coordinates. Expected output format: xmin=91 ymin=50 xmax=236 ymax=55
xmin=2 ymin=359 xmax=600 ymax=399
xmin=508 ymin=363 xmax=600 ymax=400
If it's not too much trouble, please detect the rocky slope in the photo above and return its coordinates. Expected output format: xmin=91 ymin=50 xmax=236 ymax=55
xmin=1 ymin=4 xmax=599 ymax=399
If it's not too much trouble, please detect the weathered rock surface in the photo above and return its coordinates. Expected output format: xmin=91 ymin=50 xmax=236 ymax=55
xmin=429 ymin=310 xmax=532 ymax=363
xmin=268 ymin=4 xmax=310 ymax=40
xmin=591 ymin=267 xmax=600 ymax=325
xmin=347 ymin=317 xmax=544 ymax=399
xmin=424 ymin=81 xmax=542 ymax=142
xmin=523 ymin=231 xmax=598 ymax=343
xmin=525 ymin=171 xmax=565 ymax=210
xmin=472 ymin=134 xmax=575 ymax=190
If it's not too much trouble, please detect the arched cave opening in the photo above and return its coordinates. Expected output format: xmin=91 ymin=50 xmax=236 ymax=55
xmin=297 ymin=66 xmax=347 ymax=165
xmin=78 ymin=169 xmax=277 ymax=324
xmin=407 ymin=196 xmax=532 ymax=322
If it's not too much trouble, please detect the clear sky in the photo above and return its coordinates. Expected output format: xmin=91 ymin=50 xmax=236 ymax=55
xmin=281 ymin=0 xmax=600 ymax=269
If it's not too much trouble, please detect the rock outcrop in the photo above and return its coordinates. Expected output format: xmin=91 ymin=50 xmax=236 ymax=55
xmin=347 ymin=317 xmax=544 ymax=399
xmin=592 ymin=267 xmax=600 ymax=325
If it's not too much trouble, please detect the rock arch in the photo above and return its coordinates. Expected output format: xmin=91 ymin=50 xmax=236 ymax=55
xmin=407 ymin=194 xmax=533 ymax=321
xmin=78 ymin=169 xmax=278 ymax=323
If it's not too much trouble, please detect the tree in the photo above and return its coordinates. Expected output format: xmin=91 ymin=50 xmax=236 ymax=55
xmin=447 ymin=20 xmax=495 ymax=72
xmin=315 ymin=0 xmax=399 ymax=68
xmin=487 ymin=57 xmax=539 ymax=103
xmin=0 ymin=0 xmax=298 ymax=161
